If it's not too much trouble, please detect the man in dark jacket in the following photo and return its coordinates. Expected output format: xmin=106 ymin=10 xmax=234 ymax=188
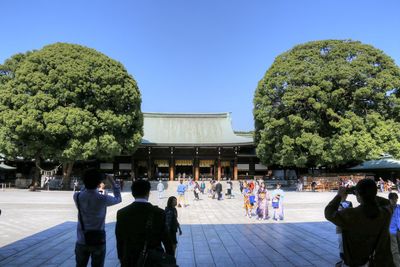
xmin=325 ymin=179 xmax=394 ymax=267
xmin=215 ymin=181 xmax=223 ymax=200
xmin=115 ymin=180 xmax=174 ymax=267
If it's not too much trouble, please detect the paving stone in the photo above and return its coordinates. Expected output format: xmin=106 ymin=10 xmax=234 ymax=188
xmin=0 ymin=184 xmax=351 ymax=266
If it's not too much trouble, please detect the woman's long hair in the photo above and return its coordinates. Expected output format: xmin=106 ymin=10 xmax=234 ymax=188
xmin=167 ymin=196 xmax=177 ymax=209
xmin=356 ymin=179 xmax=380 ymax=219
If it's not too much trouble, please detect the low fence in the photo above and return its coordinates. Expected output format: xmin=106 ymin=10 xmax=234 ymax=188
xmin=303 ymin=173 xmax=371 ymax=191
xmin=1 ymin=182 xmax=14 ymax=190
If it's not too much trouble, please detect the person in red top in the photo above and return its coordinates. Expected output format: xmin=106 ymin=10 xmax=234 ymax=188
xmin=249 ymin=181 xmax=255 ymax=192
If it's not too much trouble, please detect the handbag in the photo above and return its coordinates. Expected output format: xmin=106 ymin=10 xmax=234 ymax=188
xmin=272 ymin=199 xmax=279 ymax=209
xmin=137 ymin=209 xmax=178 ymax=267
xmin=249 ymin=195 xmax=256 ymax=204
xmin=76 ymin=193 xmax=106 ymax=246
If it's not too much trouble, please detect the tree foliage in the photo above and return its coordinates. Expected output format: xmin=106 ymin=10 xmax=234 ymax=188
xmin=254 ymin=40 xmax=400 ymax=168
xmin=0 ymin=43 xmax=143 ymax=182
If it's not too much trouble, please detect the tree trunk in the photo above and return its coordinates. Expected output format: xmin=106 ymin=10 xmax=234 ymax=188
xmin=62 ymin=162 xmax=74 ymax=190
xmin=32 ymin=154 xmax=41 ymax=191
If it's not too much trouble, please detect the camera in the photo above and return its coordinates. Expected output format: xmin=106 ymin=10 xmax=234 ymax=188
xmin=345 ymin=186 xmax=356 ymax=195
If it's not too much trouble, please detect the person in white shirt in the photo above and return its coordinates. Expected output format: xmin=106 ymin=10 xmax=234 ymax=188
xmin=157 ymin=180 xmax=165 ymax=199
xmin=73 ymin=169 xmax=121 ymax=267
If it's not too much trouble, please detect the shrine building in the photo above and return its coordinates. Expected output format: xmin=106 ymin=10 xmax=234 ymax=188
xmin=106 ymin=112 xmax=268 ymax=180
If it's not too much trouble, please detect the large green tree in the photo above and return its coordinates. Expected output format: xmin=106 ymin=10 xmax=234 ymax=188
xmin=254 ymin=40 xmax=400 ymax=168
xmin=0 ymin=43 xmax=143 ymax=188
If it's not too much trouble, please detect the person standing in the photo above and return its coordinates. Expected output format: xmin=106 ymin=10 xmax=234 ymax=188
xmin=116 ymin=180 xmax=174 ymax=267
xmin=73 ymin=169 xmax=121 ymax=267
xmin=193 ymin=182 xmax=200 ymax=200
xmin=215 ymin=181 xmax=223 ymax=200
xmin=256 ymin=183 xmax=270 ymax=220
xmin=73 ymin=179 xmax=79 ymax=192
xmin=296 ymin=178 xmax=304 ymax=192
xmin=207 ymin=181 xmax=213 ymax=198
xmin=272 ymin=184 xmax=284 ymax=221
xmin=157 ymin=180 xmax=165 ymax=199
xmin=212 ymin=181 xmax=217 ymax=199
xmin=243 ymin=186 xmax=253 ymax=218
xmin=165 ymin=196 xmax=182 ymax=255
xmin=389 ymin=192 xmax=400 ymax=267
xmin=299 ymin=176 xmax=305 ymax=191
xmin=177 ymin=180 xmax=187 ymax=207
xmin=325 ymin=179 xmax=394 ymax=266
xmin=200 ymin=181 xmax=206 ymax=194
xmin=379 ymin=177 xmax=385 ymax=192
xmin=226 ymin=179 xmax=233 ymax=199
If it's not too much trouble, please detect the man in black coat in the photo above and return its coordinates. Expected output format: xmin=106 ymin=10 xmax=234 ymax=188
xmin=115 ymin=180 xmax=174 ymax=267
xmin=215 ymin=181 xmax=223 ymax=200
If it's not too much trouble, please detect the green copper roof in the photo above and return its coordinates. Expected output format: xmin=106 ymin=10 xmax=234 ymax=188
xmin=349 ymin=155 xmax=400 ymax=170
xmin=141 ymin=112 xmax=253 ymax=146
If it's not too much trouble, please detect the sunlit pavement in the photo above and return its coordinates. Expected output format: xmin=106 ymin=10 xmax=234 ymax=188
xmin=0 ymin=182 xmax=376 ymax=266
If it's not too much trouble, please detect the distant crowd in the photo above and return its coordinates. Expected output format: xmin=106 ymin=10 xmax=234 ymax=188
xmin=240 ymin=180 xmax=284 ymax=221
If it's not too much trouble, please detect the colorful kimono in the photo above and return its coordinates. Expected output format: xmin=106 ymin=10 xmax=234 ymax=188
xmin=243 ymin=188 xmax=253 ymax=217
xmin=272 ymin=188 xmax=284 ymax=220
xmin=256 ymin=188 xmax=270 ymax=220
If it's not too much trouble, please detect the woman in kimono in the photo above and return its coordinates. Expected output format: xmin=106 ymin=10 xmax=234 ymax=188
xmin=272 ymin=183 xmax=284 ymax=220
xmin=257 ymin=183 xmax=270 ymax=220
xmin=193 ymin=181 xmax=200 ymax=200
xmin=243 ymin=186 xmax=253 ymax=218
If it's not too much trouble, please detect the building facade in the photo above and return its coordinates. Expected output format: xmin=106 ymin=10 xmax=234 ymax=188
xmin=103 ymin=112 xmax=268 ymax=180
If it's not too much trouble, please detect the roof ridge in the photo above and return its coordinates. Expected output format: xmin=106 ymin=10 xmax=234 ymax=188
xmin=143 ymin=112 xmax=231 ymax=118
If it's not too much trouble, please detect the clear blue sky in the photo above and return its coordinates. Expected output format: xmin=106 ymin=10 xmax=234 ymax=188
xmin=1 ymin=0 xmax=399 ymax=131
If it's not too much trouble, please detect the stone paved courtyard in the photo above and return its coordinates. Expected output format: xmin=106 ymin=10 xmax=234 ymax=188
xmin=0 ymin=182 xmax=368 ymax=266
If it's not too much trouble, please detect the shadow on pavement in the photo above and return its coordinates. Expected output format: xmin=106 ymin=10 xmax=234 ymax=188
xmin=0 ymin=220 xmax=338 ymax=267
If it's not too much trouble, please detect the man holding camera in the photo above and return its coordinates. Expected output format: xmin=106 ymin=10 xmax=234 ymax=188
xmin=325 ymin=179 xmax=394 ymax=266
xmin=74 ymin=169 xmax=122 ymax=267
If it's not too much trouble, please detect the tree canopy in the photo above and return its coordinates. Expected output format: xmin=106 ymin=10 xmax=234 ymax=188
xmin=254 ymin=40 xmax=400 ymax=168
xmin=0 ymin=43 xmax=143 ymax=182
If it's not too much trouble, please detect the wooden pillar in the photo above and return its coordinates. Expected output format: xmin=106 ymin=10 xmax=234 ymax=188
xmin=194 ymin=147 xmax=199 ymax=181
xmin=169 ymin=147 xmax=174 ymax=181
xmin=147 ymin=159 xmax=152 ymax=179
xmin=217 ymin=159 xmax=221 ymax=181
xmin=147 ymin=147 xmax=152 ymax=180
xmin=234 ymin=158 xmax=238 ymax=180
xmin=169 ymin=159 xmax=174 ymax=181
xmin=195 ymin=159 xmax=199 ymax=181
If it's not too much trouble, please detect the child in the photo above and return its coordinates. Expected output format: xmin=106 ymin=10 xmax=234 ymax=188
xmin=165 ymin=196 xmax=182 ymax=254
